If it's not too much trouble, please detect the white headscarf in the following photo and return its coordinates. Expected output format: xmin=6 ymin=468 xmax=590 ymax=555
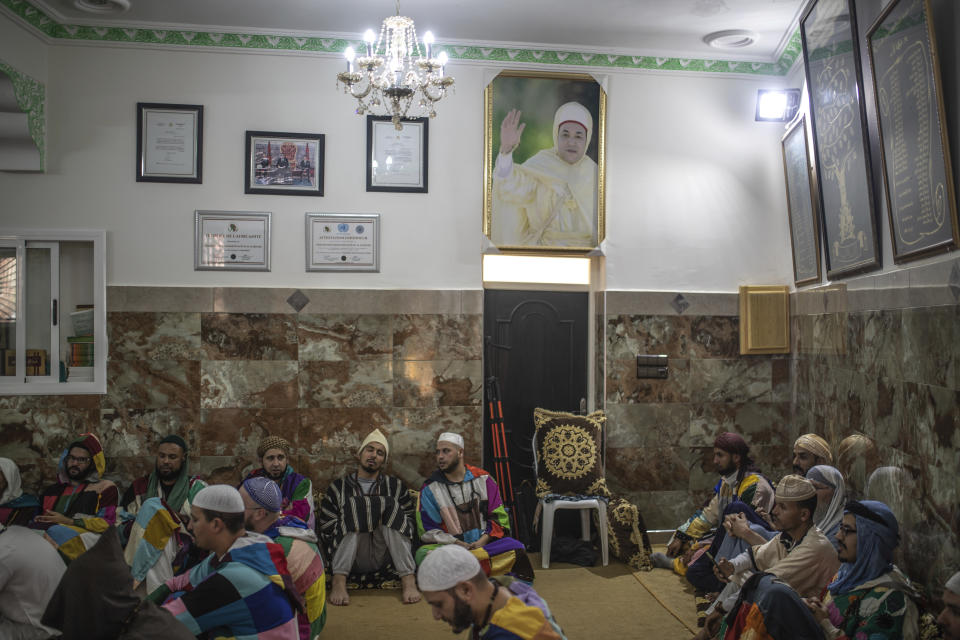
xmin=807 ymin=464 xmax=845 ymax=538
xmin=0 ymin=457 xmax=24 ymax=505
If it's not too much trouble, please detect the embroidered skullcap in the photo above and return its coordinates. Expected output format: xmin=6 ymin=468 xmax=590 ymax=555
xmin=257 ymin=435 xmax=291 ymax=459
xmin=774 ymin=474 xmax=817 ymax=501
xmin=242 ymin=476 xmax=282 ymax=513
xmin=713 ymin=432 xmax=749 ymax=456
xmin=159 ymin=434 xmax=188 ymax=452
xmin=437 ymin=432 xmax=464 ymax=449
xmin=358 ymin=428 xmax=389 ymax=458
xmin=192 ymin=484 xmax=245 ymax=513
xmin=417 ymin=544 xmax=482 ymax=591
xmin=795 ymin=433 xmax=833 ymax=463
xmin=947 ymin=571 xmax=960 ymax=596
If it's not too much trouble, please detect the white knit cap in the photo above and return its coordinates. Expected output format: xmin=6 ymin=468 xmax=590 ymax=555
xmin=438 ymin=432 xmax=464 ymax=449
xmin=417 ymin=544 xmax=482 ymax=591
xmin=947 ymin=572 xmax=960 ymax=595
xmin=192 ymin=484 xmax=245 ymax=513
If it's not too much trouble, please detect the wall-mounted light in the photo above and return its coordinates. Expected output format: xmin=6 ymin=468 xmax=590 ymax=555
xmin=755 ymin=89 xmax=801 ymax=122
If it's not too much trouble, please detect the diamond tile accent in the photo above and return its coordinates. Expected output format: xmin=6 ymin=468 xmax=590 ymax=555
xmin=287 ymin=289 xmax=309 ymax=312
xmin=671 ymin=293 xmax=690 ymax=315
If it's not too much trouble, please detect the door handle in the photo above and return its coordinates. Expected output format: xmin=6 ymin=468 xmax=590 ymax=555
xmin=52 ymin=299 xmax=58 ymax=326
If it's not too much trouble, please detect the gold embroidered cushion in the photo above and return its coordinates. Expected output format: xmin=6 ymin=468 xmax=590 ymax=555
xmin=607 ymin=497 xmax=653 ymax=571
xmin=533 ymin=408 xmax=609 ymax=498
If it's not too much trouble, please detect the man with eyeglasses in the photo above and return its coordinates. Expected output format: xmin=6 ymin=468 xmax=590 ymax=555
xmin=32 ymin=433 xmax=119 ymax=563
xmin=803 ymin=500 xmax=921 ymax=639
xmin=240 ymin=476 xmax=326 ymax=640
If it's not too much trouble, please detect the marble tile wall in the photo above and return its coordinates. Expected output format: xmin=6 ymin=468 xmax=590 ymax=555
xmin=604 ymin=291 xmax=794 ymax=532
xmin=0 ymin=287 xmax=485 ymax=500
xmin=792 ymin=268 xmax=960 ymax=598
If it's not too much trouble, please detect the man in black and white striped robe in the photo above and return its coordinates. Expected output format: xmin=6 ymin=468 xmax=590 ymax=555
xmin=318 ymin=429 xmax=420 ymax=606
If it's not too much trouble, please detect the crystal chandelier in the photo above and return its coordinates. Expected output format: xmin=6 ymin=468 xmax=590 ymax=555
xmin=336 ymin=4 xmax=454 ymax=130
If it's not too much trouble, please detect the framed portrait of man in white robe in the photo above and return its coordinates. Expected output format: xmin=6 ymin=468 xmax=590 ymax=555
xmin=484 ymin=72 xmax=606 ymax=251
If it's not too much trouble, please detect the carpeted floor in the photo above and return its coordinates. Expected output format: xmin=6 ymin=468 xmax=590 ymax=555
xmin=322 ymin=548 xmax=699 ymax=638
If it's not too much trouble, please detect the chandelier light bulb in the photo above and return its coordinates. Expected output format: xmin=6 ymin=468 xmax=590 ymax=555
xmin=363 ymin=29 xmax=376 ymax=43
xmin=344 ymin=46 xmax=355 ymax=72
xmin=423 ymin=31 xmax=434 ymax=58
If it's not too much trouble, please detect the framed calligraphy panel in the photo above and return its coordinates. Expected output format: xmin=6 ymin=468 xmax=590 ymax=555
xmin=781 ymin=117 xmax=822 ymax=286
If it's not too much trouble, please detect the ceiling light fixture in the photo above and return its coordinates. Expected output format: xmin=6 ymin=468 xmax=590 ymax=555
xmin=73 ymin=0 xmax=131 ymax=15
xmin=703 ymin=29 xmax=758 ymax=49
xmin=337 ymin=2 xmax=454 ymax=130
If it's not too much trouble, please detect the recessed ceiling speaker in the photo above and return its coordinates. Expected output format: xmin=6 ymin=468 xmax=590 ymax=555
xmin=74 ymin=0 xmax=131 ymax=15
xmin=703 ymin=29 xmax=758 ymax=49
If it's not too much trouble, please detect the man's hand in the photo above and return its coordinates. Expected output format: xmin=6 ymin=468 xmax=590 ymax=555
xmin=499 ymin=109 xmax=525 ymax=156
xmin=468 ymin=534 xmax=492 ymax=550
xmin=697 ymin=609 xmax=723 ymax=639
xmin=713 ymin=558 xmax=734 ymax=583
xmin=666 ymin=537 xmax=684 ymax=558
xmin=724 ymin=512 xmax=752 ymax=540
xmin=454 ymin=540 xmax=471 ymax=549
xmin=34 ymin=510 xmax=72 ymax=525
xmin=802 ymin=597 xmax=829 ymax=623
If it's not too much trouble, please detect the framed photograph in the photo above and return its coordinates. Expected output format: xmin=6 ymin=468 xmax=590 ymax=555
xmin=781 ymin=117 xmax=822 ymax=287
xmin=800 ymin=0 xmax=881 ymax=278
xmin=366 ymin=116 xmax=428 ymax=193
xmin=305 ymin=213 xmax=380 ymax=272
xmin=483 ymin=71 xmax=606 ymax=251
xmin=867 ymin=0 xmax=958 ymax=263
xmin=194 ymin=210 xmax=271 ymax=271
xmin=245 ymin=131 xmax=324 ymax=196
xmin=136 ymin=103 xmax=203 ymax=183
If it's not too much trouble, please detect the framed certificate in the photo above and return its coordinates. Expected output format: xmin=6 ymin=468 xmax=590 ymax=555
xmin=194 ymin=210 xmax=271 ymax=271
xmin=366 ymin=116 xmax=428 ymax=193
xmin=305 ymin=213 xmax=380 ymax=272
xmin=137 ymin=103 xmax=203 ymax=183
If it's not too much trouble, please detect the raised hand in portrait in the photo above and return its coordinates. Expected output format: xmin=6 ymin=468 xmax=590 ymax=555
xmin=499 ymin=108 xmax=526 ymax=156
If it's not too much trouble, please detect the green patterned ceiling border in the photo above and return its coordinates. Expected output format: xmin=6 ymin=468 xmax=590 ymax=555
xmin=0 ymin=59 xmax=45 ymax=169
xmin=2 ymin=0 xmax=803 ymax=77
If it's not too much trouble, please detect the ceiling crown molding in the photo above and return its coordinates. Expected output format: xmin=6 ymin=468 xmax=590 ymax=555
xmin=1 ymin=0 xmax=801 ymax=77
xmin=0 ymin=59 xmax=45 ymax=171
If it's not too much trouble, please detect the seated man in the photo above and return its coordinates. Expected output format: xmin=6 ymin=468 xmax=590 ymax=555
xmin=0 ymin=523 xmax=65 ymax=640
xmin=318 ymin=428 xmax=419 ymax=606
xmin=41 ymin=528 xmax=194 ymax=640
xmin=836 ymin=433 xmax=879 ymax=500
xmin=0 ymin=458 xmax=40 ymax=527
xmin=147 ymin=484 xmax=301 ymax=639
xmin=806 ymin=464 xmax=846 ymax=544
xmin=119 ymin=434 xmax=207 ymax=592
xmin=32 ymin=433 xmax=119 ymax=562
xmin=241 ymin=477 xmax=326 ymax=639
xmin=242 ymin=435 xmax=314 ymax=529
xmin=701 ymin=475 xmax=839 ymax=639
xmin=804 ymin=500 xmax=920 ymax=639
xmin=719 ymin=572 xmax=826 ymax=640
xmin=417 ymin=432 xmax=534 ymax=582
xmin=940 ymin=572 xmax=960 ymax=640
xmin=418 ymin=543 xmax=565 ymax=640
xmin=793 ymin=433 xmax=833 ymax=476
xmin=655 ymin=432 xmax=774 ymax=591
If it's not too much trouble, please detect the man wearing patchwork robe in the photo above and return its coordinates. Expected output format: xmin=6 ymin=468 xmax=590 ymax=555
xmin=148 ymin=484 xmax=302 ymax=639
xmin=119 ymin=434 xmax=207 ymax=593
xmin=417 ymin=432 xmax=534 ymax=582
xmin=243 ymin=435 xmax=315 ymax=529
xmin=32 ymin=433 xmax=119 ymax=562
xmin=318 ymin=429 xmax=420 ymax=606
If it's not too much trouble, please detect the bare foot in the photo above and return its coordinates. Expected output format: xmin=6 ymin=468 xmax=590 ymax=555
xmin=329 ymin=574 xmax=350 ymax=606
xmin=400 ymin=574 xmax=421 ymax=604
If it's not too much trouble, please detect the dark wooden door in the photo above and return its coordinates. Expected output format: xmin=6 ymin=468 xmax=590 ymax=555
xmin=482 ymin=290 xmax=589 ymax=489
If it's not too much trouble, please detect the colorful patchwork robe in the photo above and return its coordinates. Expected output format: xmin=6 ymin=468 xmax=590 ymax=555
xmin=36 ymin=478 xmax=119 ymax=562
xmin=244 ymin=466 xmax=315 ymax=529
xmin=263 ymin=515 xmax=327 ymax=640
xmin=818 ymin=569 xmax=920 ymax=640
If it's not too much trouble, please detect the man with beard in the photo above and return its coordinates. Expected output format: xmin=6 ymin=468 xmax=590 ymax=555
xmin=242 ymin=435 xmax=315 ymax=529
xmin=32 ymin=433 xmax=119 ymax=562
xmin=939 ymin=572 xmax=960 ymax=640
xmin=417 ymin=433 xmax=534 ymax=582
xmin=793 ymin=433 xmax=833 ymax=476
xmin=119 ymin=435 xmax=207 ymax=592
xmin=241 ymin=476 xmax=326 ymax=639
xmin=418 ymin=544 xmax=564 ymax=640
xmin=318 ymin=429 xmax=419 ymax=606
xmin=699 ymin=475 xmax=840 ymax=639
xmin=654 ymin=432 xmax=774 ymax=589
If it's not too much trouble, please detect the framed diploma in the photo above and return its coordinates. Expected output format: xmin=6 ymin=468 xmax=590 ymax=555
xmin=800 ymin=0 xmax=881 ymax=278
xmin=194 ymin=210 xmax=271 ymax=271
xmin=366 ymin=116 xmax=428 ymax=193
xmin=781 ymin=117 xmax=822 ymax=287
xmin=136 ymin=103 xmax=203 ymax=183
xmin=245 ymin=131 xmax=324 ymax=196
xmin=305 ymin=213 xmax=380 ymax=272
xmin=867 ymin=0 xmax=958 ymax=263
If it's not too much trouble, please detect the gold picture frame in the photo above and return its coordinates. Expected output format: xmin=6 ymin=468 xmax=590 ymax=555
xmin=483 ymin=71 xmax=606 ymax=252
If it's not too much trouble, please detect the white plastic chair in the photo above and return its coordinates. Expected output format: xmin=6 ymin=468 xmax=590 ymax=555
xmin=533 ymin=429 xmax=609 ymax=569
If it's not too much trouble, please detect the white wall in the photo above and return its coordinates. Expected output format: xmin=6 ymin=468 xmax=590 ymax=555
xmin=0 ymin=11 xmax=47 ymax=82
xmin=0 ymin=33 xmax=797 ymax=292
